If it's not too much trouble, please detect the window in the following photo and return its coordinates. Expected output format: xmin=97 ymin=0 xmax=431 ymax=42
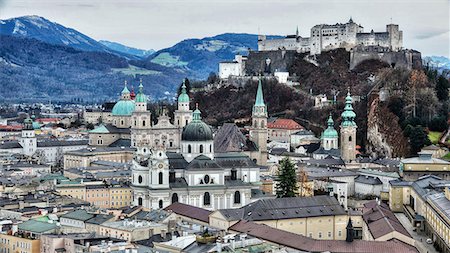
xmin=231 ymin=169 xmax=237 ymax=180
xmin=188 ymin=144 xmax=192 ymax=153
xmin=159 ymin=172 xmax=163 ymax=184
xmin=318 ymin=232 xmax=322 ymax=238
xmin=349 ymin=136 xmax=352 ymax=142
xmin=138 ymin=175 xmax=143 ymax=184
xmin=143 ymin=120 xmax=146 ymax=126
xmin=159 ymin=200 xmax=163 ymax=209
xmin=172 ymin=193 xmax=178 ymax=203
xmin=338 ymin=230 xmax=342 ymax=237
xmin=138 ymin=197 xmax=143 ymax=206
xmin=234 ymin=191 xmax=241 ymax=204
xmin=204 ymin=192 xmax=211 ymax=206
xmin=328 ymin=231 xmax=332 ymax=238
xmin=200 ymin=144 xmax=203 ymax=153
xmin=204 ymin=175 xmax=210 ymax=184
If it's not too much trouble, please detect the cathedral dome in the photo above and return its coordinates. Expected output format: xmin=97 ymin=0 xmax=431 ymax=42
xmin=181 ymin=108 xmax=213 ymax=141
xmin=112 ymin=100 xmax=135 ymax=116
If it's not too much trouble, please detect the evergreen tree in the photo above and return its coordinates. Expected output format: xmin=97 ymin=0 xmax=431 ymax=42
xmin=409 ymin=125 xmax=431 ymax=154
xmin=275 ymin=158 xmax=298 ymax=198
xmin=436 ymin=75 xmax=449 ymax=101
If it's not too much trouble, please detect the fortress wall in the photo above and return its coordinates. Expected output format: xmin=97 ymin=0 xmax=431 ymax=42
xmin=245 ymin=50 xmax=298 ymax=75
xmin=350 ymin=49 xmax=422 ymax=70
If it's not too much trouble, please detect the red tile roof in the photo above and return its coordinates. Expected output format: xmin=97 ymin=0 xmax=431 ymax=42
xmin=230 ymin=220 xmax=418 ymax=253
xmin=267 ymin=118 xmax=303 ymax=130
xmin=0 ymin=125 xmax=22 ymax=131
xmin=362 ymin=201 xmax=411 ymax=239
xmin=164 ymin=202 xmax=211 ymax=223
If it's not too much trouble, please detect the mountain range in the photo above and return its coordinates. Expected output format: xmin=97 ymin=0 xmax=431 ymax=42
xmin=0 ymin=15 xmax=277 ymax=102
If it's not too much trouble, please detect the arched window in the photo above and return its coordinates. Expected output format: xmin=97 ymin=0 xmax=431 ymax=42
xmin=138 ymin=197 xmax=143 ymax=206
xmin=234 ymin=191 xmax=241 ymax=204
xmin=254 ymin=120 xmax=258 ymax=128
xmin=260 ymin=120 xmax=265 ymax=128
xmin=185 ymin=120 xmax=188 ymax=126
xmin=121 ymin=120 xmax=124 ymax=125
xmin=203 ymin=192 xmax=211 ymax=206
xmin=143 ymin=120 xmax=146 ymax=127
xmin=159 ymin=200 xmax=163 ymax=209
xmin=200 ymin=144 xmax=204 ymax=153
xmin=158 ymin=172 xmax=163 ymax=184
xmin=210 ymin=145 xmax=212 ymax=152
xmin=349 ymin=136 xmax=352 ymax=142
xmin=188 ymin=144 xmax=192 ymax=153
xmin=172 ymin=193 xmax=178 ymax=203
xmin=138 ymin=175 xmax=143 ymax=184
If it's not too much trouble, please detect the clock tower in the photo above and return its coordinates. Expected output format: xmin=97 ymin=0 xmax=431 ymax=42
xmin=149 ymin=146 xmax=170 ymax=189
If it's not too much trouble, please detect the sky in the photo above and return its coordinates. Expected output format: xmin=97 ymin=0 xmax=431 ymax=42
xmin=0 ymin=0 xmax=449 ymax=56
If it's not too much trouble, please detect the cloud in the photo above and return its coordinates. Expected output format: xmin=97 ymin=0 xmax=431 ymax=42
xmin=415 ymin=30 xmax=450 ymax=40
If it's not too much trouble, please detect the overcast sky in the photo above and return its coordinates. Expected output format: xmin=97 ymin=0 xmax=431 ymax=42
xmin=1 ymin=0 xmax=449 ymax=56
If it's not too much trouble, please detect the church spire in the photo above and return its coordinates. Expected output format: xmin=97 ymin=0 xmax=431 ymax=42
xmin=193 ymin=103 xmax=202 ymax=121
xmin=253 ymin=76 xmax=267 ymax=117
xmin=135 ymin=79 xmax=146 ymax=103
xmin=341 ymin=89 xmax=356 ymax=127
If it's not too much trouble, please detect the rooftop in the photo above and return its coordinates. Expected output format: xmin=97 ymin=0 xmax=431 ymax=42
xmin=18 ymin=220 xmax=57 ymax=234
xmin=164 ymin=202 xmax=212 ymax=223
xmin=230 ymin=220 xmax=418 ymax=253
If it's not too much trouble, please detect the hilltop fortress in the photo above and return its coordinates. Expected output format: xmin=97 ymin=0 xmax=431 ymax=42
xmin=219 ymin=18 xmax=421 ymax=81
xmin=258 ymin=18 xmax=403 ymax=55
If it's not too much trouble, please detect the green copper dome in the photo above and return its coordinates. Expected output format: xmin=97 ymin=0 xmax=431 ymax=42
xmin=121 ymin=85 xmax=130 ymax=94
xmin=178 ymin=80 xmax=190 ymax=103
xmin=135 ymin=82 xmax=146 ymax=103
xmin=341 ymin=91 xmax=356 ymax=127
xmin=112 ymin=100 xmax=135 ymax=116
xmin=32 ymin=121 xmax=41 ymax=130
xmin=322 ymin=114 xmax=338 ymax=139
xmin=181 ymin=106 xmax=213 ymax=141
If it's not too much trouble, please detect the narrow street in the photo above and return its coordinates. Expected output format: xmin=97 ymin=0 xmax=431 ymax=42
xmin=395 ymin=213 xmax=439 ymax=253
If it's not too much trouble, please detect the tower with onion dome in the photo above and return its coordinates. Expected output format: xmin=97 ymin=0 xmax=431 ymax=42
xmin=111 ymin=81 xmax=136 ymax=128
xmin=340 ymin=90 xmax=357 ymax=162
xmin=131 ymin=79 xmax=152 ymax=147
xmin=174 ymin=79 xmax=193 ymax=128
xmin=321 ymin=114 xmax=338 ymax=150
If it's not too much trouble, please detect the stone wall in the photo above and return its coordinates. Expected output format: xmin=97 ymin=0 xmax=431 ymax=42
xmin=245 ymin=50 xmax=297 ymax=75
xmin=350 ymin=47 xmax=422 ymax=70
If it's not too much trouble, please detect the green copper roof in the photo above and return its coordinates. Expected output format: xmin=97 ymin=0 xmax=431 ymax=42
xmin=178 ymin=80 xmax=190 ymax=103
xmin=18 ymin=220 xmax=57 ymax=233
xmin=322 ymin=114 xmax=338 ymax=139
xmin=89 ymin=124 xmax=110 ymax=133
xmin=121 ymin=84 xmax=130 ymax=94
xmin=182 ymin=105 xmax=213 ymax=141
xmin=135 ymin=81 xmax=146 ymax=103
xmin=341 ymin=91 xmax=357 ymax=127
xmin=32 ymin=121 xmax=41 ymax=130
xmin=255 ymin=78 xmax=265 ymax=107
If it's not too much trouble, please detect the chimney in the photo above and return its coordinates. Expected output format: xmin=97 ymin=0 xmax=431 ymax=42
xmin=230 ymin=238 xmax=236 ymax=250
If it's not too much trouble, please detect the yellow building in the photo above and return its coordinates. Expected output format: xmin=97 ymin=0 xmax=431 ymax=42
xmin=209 ymin=195 xmax=362 ymax=240
xmin=64 ymin=146 xmax=134 ymax=169
xmin=389 ymin=175 xmax=450 ymax=253
xmin=56 ymin=180 xmax=132 ymax=209
xmin=400 ymin=152 xmax=450 ymax=181
xmin=0 ymin=234 xmax=40 ymax=253
xmin=109 ymin=185 xmax=133 ymax=208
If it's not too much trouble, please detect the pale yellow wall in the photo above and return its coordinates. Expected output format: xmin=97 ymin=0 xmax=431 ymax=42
xmin=109 ymin=187 xmax=133 ymax=208
xmin=56 ymin=185 xmax=86 ymax=201
xmin=253 ymin=214 xmax=352 ymax=240
xmin=403 ymin=163 xmax=449 ymax=172
xmin=0 ymin=234 xmax=40 ymax=253
xmin=64 ymin=151 xmax=133 ymax=169
xmin=86 ymin=187 xmax=110 ymax=208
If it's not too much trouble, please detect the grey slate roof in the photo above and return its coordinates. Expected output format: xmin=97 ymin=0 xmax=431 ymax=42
xmin=213 ymin=123 xmax=257 ymax=153
xmin=186 ymin=155 xmax=221 ymax=171
xmin=219 ymin=195 xmax=347 ymax=221
xmin=61 ymin=209 xmax=95 ymax=221
xmin=108 ymin=138 xmax=131 ymax=147
xmin=167 ymin=152 xmax=188 ymax=170
xmin=355 ymin=175 xmax=383 ymax=185
xmin=37 ymin=139 xmax=88 ymax=147
xmin=312 ymin=147 xmax=341 ymax=157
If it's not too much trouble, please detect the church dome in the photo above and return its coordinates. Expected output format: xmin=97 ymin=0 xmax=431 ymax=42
xmin=181 ymin=107 xmax=213 ymax=141
xmin=178 ymin=80 xmax=189 ymax=103
xmin=322 ymin=114 xmax=338 ymax=139
xmin=112 ymin=100 xmax=135 ymax=116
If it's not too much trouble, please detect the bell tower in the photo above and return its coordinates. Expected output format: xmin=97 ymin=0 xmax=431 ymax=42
xmin=250 ymin=76 xmax=268 ymax=165
xmin=20 ymin=117 xmax=37 ymax=156
xmin=174 ymin=79 xmax=193 ymax=128
xmin=340 ymin=90 xmax=357 ymax=162
xmin=131 ymin=79 xmax=152 ymax=147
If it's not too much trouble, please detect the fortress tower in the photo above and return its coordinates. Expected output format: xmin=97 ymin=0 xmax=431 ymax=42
xmin=340 ymin=91 xmax=357 ymax=162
